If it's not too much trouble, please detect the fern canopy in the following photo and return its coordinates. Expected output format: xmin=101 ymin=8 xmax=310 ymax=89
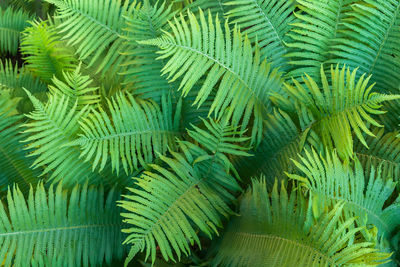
xmin=0 ymin=182 xmax=125 ymax=266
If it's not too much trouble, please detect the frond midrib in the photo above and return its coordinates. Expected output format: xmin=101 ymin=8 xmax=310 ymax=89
xmin=0 ymin=222 xmax=122 ymax=237
xmin=0 ymin=145 xmax=33 ymax=187
xmin=78 ymin=129 xmax=179 ymax=141
xmin=355 ymin=152 xmax=400 ymax=168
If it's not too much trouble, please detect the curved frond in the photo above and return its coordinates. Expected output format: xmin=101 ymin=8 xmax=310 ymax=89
xmin=225 ymin=0 xmax=295 ymax=70
xmin=20 ymin=20 xmax=77 ymax=83
xmin=214 ymin=178 xmax=388 ymax=266
xmin=72 ymin=92 xmax=181 ymax=175
xmin=140 ymin=9 xmax=283 ymax=144
xmin=119 ymin=119 xmax=249 ymax=265
xmin=0 ymin=182 xmax=126 ymax=266
xmin=286 ymin=0 xmax=355 ymax=80
xmin=0 ymin=6 xmax=33 ymax=55
xmin=44 ymin=0 xmax=137 ymax=75
xmin=288 ymin=150 xmax=400 ymax=252
xmin=330 ymin=0 xmax=400 ymax=91
xmin=282 ymin=64 xmax=400 ymax=159
xmin=49 ymin=63 xmax=101 ymax=110
xmin=0 ymin=91 xmax=40 ymax=193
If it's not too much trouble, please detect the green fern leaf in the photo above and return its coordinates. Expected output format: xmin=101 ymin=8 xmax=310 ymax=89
xmin=119 ymin=119 xmax=249 ymax=265
xmin=140 ymin=9 xmax=283 ymax=145
xmin=282 ymin=64 xmax=400 ymax=159
xmin=0 ymin=182 xmax=126 ymax=266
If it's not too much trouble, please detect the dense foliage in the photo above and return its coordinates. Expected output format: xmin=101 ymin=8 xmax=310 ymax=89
xmin=1 ymin=0 xmax=400 ymax=266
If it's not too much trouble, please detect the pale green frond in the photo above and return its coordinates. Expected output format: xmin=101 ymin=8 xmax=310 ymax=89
xmin=21 ymin=91 xmax=102 ymax=187
xmin=20 ymin=19 xmax=77 ymax=83
xmin=0 ymin=6 xmax=33 ymax=55
xmin=0 ymin=90 xmax=40 ymax=193
xmin=119 ymin=118 xmax=249 ymax=266
xmin=140 ymin=9 xmax=284 ymax=145
xmin=48 ymin=63 xmax=101 ymax=110
xmin=0 ymin=182 xmax=126 ymax=266
xmin=288 ymin=150 xmax=400 ymax=256
xmin=330 ymin=0 xmax=400 ymax=92
xmin=214 ymin=178 xmax=389 ymax=266
xmin=286 ymin=0 xmax=355 ymax=80
xmin=225 ymin=0 xmax=295 ymax=70
xmin=44 ymin=0 xmax=137 ymax=75
xmin=72 ymin=92 xmax=181 ymax=175
xmin=283 ymin=64 xmax=400 ymax=159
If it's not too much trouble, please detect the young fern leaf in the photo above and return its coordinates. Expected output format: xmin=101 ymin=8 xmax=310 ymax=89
xmin=286 ymin=0 xmax=355 ymax=80
xmin=119 ymin=119 xmax=250 ymax=265
xmin=0 ymin=7 xmax=33 ymax=55
xmin=0 ymin=182 xmax=126 ymax=267
xmin=330 ymin=0 xmax=400 ymax=92
xmin=72 ymin=92 xmax=181 ymax=175
xmin=287 ymin=149 xmax=400 ymax=262
xmin=48 ymin=63 xmax=101 ymax=110
xmin=225 ymin=0 xmax=295 ymax=70
xmin=20 ymin=20 xmax=77 ymax=83
xmin=214 ymin=178 xmax=389 ymax=266
xmin=44 ymin=0 xmax=137 ymax=75
xmin=282 ymin=64 xmax=400 ymax=159
xmin=21 ymin=91 xmax=102 ymax=187
xmin=139 ymin=9 xmax=283 ymax=145
xmin=0 ymin=91 xmax=40 ymax=193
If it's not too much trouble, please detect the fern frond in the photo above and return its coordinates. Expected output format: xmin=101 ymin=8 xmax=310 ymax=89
xmin=214 ymin=178 xmax=389 ymax=266
xmin=20 ymin=19 xmax=77 ymax=83
xmin=225 ymin=0 xmax=295 ymax=70
xmin=21 ymin=91 xmax=102 ymax=187
xmin=0 ymin=182 xmax=126 ymax=266
xmin=0 ymin=6 xmax=33 ymax=55
xmin=283 ymin=64 xmax=400 ymax=159
xmin=49 ymin=63 xmax=101 ymax=110
xmin=72 ymin=92 xmax=181 ymax=175
xmin=44 ymin=0 xmax=137 ymax=75
xmin=286 ymin=0 xmax=354 ymax=80
xmin=181 ymin=0 xmax=228 ymax=20
xmin=0 ymin=91 xmax=40 ymax=193
xmin=288 ymin=149 xmax=400 ymax=245
xmin=330 ymin=0 xmax=400 ymax=91
xmin=119 ymin=119 xmax=249 ymax=265
xmin=140 ymin=9 xmax=283 ymax=144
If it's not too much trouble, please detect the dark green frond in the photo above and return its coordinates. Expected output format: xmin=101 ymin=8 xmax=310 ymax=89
xmin=44 ymin=0 xmax=137 ymax=75
xmin=20 ymin=20 xmax=77 ymax=83
xmin=119 ymin=119 xmax=249 ymax=266
xmin=72 ymin=92 xmax=181 ymax=175
xmin=0 ymin=7 xmax=33 ymax=55
xmin=330 ymin=0 xmax=400 ymax=92
xmin=286 ymin=0 xmax=355 ymax=80
xmin=0 ymin=91 xmax=40 ymax=193
xmin=214 ymin=178 xmax=389 ymax=266
xmin=0 ymin=182 xmax=126 ymax=266
xmin=140 ymin=9 xmax=284 ymax=145
xmin=282 ymin=64 xmax=400 ymax=159
xmin=225 ymin=0 xmax=295 ymax=70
